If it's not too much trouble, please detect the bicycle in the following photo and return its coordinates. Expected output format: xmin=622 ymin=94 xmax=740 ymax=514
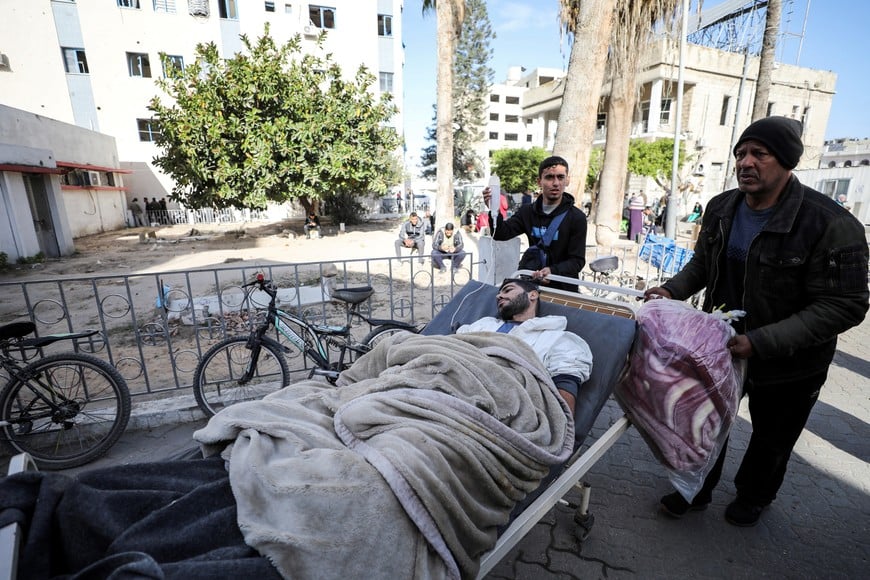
xmin=192 ymin=273 xmax=421 ymax=416
xmin=580 ymin=256 xmax=645 ymax=303
xmin=0 ymin=322 xmax=131 ymax=470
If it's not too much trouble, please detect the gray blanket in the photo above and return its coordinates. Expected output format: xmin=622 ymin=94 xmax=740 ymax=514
xmin=193 ymin=331 xmax=573 ymax=580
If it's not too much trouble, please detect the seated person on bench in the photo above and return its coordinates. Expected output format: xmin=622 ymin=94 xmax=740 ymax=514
xmin=457 ymin=277 xmax=592 ymax=413
xmin=394 ymin=212 xmax=427 ymax=263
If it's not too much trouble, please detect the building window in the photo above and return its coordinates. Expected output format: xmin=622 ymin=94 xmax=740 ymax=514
xmin=596 ymin=112 xmax=607 ymax=130
xmin=118 ymin=0 xmax=141 ymax=8
xmin=766 ymin=102 xmax=775 ymax=116
xmin=489 ymin=132 xmax=498 ymax=140
xmin=309 ymin=5 xmax=336 ymax=29
xmin=137 ymin=118 xmax=161 ymax=142
xmin=489 ymin=113 xmax=498 ymax=121
xmin=218 ymin=0 xmax=238 ymax=19
xmin=285 ymin=3 xmax=292 ymax=13
xmin=265 ymin=1 xmax=275 ymax=12
xmin=818 ymin=178 xmax=850 ymax=198
xmin=505 ymin=96 xmax=519 ymax=105
xmin=61 ymin=47 xmax=89 ymax=74
xmin=127 ymin=52 xmax=151 ymax=77
xmin=504 ymin=115 xmax=519 ymax=123
xmin=379 ymin=72 xmax=393 ymax=93
xmin=490 ymin=94 xmax=499 ymax=103
xmin=659 ymin=97 xmax=672 ymax=125
xmin=504 ymin=133 xmax=518 ymax=141
xmin=188 ymin=0 xmax=209 ymax=16
xmin=719 ymin=96 xmax=731 ymax=126
xmin=153 ymin=0 xmax=176 ymax=12
xmin=801 ymin=107 xmax=809 ymax=135
xmin=526 ymin=135 xmax=533 ymax=142
xmin=162 ymin=54 xmax=184 ymax=77
xmin=378 ymin=14 xmax=392 ymax=36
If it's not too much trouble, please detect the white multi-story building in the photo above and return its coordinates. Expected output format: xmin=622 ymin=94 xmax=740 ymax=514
xmin=0 ymin=0 xmax=405 ymax=201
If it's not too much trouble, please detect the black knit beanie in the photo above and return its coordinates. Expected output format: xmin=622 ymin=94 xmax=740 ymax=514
xmin=733 ymin=116 xmax=804 ymax=169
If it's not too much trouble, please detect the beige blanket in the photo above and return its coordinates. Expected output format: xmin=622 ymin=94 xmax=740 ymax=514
xmin=194 ymin=331 xmax=573 ymax=580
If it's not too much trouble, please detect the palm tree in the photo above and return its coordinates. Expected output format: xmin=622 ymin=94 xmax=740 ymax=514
xmin=751 ymin=0 xmax=781 ymax=121
xmin=554 ymin=0 xmax=617 ymax=213
xmin=422 ymin=0 xmax=465 ymax=221
xmin=594 ymin=0 xmax=679 ymax=246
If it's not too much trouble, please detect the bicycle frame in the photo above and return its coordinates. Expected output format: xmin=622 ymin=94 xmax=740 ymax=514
xmin=241 ymin=276 xmax=375 ymax=382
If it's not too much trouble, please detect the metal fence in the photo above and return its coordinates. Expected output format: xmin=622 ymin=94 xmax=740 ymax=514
xmin=142 ymin=207 xmax=271 ymax=227
xmin=0 ymin=257 xmax=476 ymax=400
xmin=0 ymin=238 xmax=698 ymax=402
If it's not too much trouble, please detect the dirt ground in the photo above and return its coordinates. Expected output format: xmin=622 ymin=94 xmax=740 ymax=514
xmin=1 ymin=216 xmax=436 ymax=281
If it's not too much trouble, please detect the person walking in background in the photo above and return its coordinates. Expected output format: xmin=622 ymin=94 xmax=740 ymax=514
xmin=628 ymin=191 xmax=646 ymax=242
xmin=483 ymin=156 xmax=587 ymax=292
xmin=645 ymin=116 xmax=869 ymax=527
xmin=686 ymin=202 xmax=703 ymax=223
xmin=394 ymin=212 xmax=427 ymax=263
xmin=431 ymin=222 xmax=466 ymax=273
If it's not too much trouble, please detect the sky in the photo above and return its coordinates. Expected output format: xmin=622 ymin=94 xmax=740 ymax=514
xmin=401 ymin=0 xmax=869 ymax=170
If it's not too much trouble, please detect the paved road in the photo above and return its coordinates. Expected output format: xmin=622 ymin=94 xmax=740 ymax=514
xmin=3 ymin=309 xmax=867 ymax=579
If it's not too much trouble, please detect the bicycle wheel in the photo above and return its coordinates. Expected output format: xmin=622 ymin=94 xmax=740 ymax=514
xmin=358 ymin=324 xmax=418 ymax=359
xmin=193 ymin=336 xmax=290 ymax=417
xmin=0 ymin=353 xmax=131 ymax=470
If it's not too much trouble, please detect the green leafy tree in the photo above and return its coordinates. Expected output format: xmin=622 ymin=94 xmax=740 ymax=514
xmin=490 ymin=147 xmax=548 ymax=193
xmin=420 ymin=0 xmax=492 ymax=184
xmin=627 ymin=138 xmax=687 ymax=189
xmin=148 ymin=28 xmax=401 ymax=224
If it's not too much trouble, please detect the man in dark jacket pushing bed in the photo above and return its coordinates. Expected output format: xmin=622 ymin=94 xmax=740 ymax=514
xmin=645 ymin=117 xmax=869 ymax=527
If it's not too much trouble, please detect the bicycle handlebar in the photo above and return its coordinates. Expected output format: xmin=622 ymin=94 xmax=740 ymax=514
xmin=244 ymin=273 xmax=278 ymax=298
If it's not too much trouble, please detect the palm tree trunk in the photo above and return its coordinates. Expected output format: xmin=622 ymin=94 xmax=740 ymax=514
xmin=751 ymin=0 xmax=781 ymax=121
xmin=554 ymin=0 xmax=617 ymax=209
xmin=435 ymin=1 xmax=459 ymax=221
xmin=596 ymin=70 xmax=636 ymax=246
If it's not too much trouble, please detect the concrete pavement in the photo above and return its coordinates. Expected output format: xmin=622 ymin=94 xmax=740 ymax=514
xmin=2 ymin=308 xmax=868 ymax=579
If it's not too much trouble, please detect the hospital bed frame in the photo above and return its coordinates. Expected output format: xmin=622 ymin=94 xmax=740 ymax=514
xmin=1 ymin=273 xmax=639 ymax=580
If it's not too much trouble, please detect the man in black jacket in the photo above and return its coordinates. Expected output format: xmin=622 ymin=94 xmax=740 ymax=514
xmin=483 ymin=156 xmax=587 ymax=292
xmin=645 ymin=116 xmax=869 ymax=527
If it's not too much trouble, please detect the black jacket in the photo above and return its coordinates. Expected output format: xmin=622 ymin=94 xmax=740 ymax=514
xmin=663 ymin=176 xmax=868 ymax=384
xmin=492 ymin=192 xmax=588 ymax=280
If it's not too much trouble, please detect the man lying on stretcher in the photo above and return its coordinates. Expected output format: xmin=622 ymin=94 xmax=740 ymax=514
xmin=457 ymin=277 xmax=593 ymax=414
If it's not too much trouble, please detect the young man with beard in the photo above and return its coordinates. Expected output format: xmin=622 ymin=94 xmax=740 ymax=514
xmin=645 ymin=116 xmax=868 ymax=527
xmin=456 ymin=278 xmax=593 ymax=414
xmin=482 ymin=156 xmax=588 ymax=292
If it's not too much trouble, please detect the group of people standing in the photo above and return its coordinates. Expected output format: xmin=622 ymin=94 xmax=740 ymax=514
xmin=129 ymin=197 xmax=168 ymax=227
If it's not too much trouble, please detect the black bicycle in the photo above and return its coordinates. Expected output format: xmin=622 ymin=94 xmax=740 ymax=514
xmin=192 ymin=274 xmax=420 ymax=416
xmin=0 ymin=322 xmax=131 ymax=470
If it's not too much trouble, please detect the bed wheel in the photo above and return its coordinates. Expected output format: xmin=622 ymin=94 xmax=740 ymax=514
xmin=574 ymin=510 xmax=595 ymax=541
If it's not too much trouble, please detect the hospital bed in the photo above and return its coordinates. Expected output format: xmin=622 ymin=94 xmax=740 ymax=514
xmin=0 ymin=276 xmax=638 ymax=580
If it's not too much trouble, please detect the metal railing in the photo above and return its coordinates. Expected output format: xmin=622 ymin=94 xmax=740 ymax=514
xmin=141 ymin=207 xmax=270 ymax=226
xmin=0 ymin=257 xmax=475 ymax=400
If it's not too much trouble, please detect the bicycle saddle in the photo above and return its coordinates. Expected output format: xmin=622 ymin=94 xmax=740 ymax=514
xmin=331 ymin=286 xmax=375 ymax=305
xmin=0 ymin=321 xmax=36 ymax=341
xmin=589 ymin=256 xmax=619 ymax=274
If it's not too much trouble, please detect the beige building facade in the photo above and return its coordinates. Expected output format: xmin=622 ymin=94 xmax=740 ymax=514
xmin=488 ymin=38 xmax=836 ymax=208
